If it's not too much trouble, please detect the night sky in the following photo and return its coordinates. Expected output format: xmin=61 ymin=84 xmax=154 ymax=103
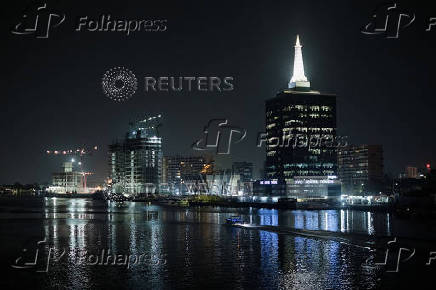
xmin=2 ymin=0 xmax=436 ymax=184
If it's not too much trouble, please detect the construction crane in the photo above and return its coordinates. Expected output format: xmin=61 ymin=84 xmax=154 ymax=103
xmin=80 ymin=172 xmax=93 ymax=193
xmin=45 ymin=146 xmax=98 ymax=156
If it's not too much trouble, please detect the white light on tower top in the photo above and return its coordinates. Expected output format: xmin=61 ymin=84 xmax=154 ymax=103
xmin=288 ymin=35 xmax=310 ymax=89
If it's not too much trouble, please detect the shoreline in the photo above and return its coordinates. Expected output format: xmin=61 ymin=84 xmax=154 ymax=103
xmin=2 ymin=195 xmax=436 ymax=218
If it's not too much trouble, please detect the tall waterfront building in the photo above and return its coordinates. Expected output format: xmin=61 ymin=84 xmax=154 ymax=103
xmin=265 ymin=35 xmax=337 ymax=184
xmin=338 ymin=144 xmax=384 ymax=195
xmin=232 ymin=162 xmax=253 ymax=182
xmin=109 ymin=115 xmax=163 ymax=196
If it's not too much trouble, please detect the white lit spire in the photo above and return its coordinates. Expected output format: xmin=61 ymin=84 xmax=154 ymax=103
xmin=289 ymin=35 xmax=310 ymax=89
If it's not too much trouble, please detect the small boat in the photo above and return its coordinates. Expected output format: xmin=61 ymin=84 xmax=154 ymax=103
xmin=226 ymin=216 xmax=242 ymax=225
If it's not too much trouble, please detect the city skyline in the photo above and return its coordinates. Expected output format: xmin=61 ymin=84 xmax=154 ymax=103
xmin=2 ymin=2 xmax=436 ymax=289
xmin=2 ymin=0 xmax=436 ymax=185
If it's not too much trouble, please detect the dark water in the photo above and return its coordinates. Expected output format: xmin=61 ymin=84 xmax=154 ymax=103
xmin=0 ymin=198 xmax=435 ymax=289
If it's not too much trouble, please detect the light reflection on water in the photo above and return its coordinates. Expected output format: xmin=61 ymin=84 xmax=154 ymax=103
xmin=254 ymin=208 xmax=384 ymax=236
xmin=4 ymin=197 xmax=434 ymax=289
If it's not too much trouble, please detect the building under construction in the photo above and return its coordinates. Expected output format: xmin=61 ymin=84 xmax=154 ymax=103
xmin=109 ymin=115 xmax=163 ymax=196
xmin=47 ymin=161 xmax=94 ymax=194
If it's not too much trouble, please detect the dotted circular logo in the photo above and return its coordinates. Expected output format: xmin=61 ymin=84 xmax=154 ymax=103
xmin=102 ymin=67 xmax=138 ymax=102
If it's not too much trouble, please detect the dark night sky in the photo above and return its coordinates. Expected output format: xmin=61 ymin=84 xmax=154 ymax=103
xmin=1 ymin=0 xmax=436 ymax=184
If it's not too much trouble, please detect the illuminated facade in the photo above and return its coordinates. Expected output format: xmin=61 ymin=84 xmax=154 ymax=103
xmin=164 ymin=155 xmax=212 ymax=194
xmin=206 ymin=169 xmax=242 ymax=196
xmin=265 ymin=35 xmax=337 ymax=184
xmin=48 ymin=162 xmax=95 ymax=194
xmin=253 ymin=180 xmax=286 ymax=197
xmin=338 ymin=144 xmax=384 ymax=195
xmin=286 ymin=176 xmax=341 ymax=199
xmin=49 ymin=162 xmax=82 ymax=193
xmin=405 ymin=166 xmax=418 ymax=179
xmin=109 ymin=115 xmax=163 ymax=196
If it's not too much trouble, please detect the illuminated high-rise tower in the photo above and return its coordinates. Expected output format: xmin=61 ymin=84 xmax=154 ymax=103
xmin=265 ymin=35 xmax=337 ymax=185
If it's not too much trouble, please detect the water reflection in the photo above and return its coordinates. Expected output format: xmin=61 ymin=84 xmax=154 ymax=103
xmin=3 ymin=198 xmax=396 ymax=289
xmin=245 ymin=208 xmax=390 ymax=236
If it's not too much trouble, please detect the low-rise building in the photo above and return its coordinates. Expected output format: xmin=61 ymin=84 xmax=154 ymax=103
xmin=47 ymin=162 xmax=90 ymax=194
xmin=286 ymin=175 xmax=341 ymax=200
